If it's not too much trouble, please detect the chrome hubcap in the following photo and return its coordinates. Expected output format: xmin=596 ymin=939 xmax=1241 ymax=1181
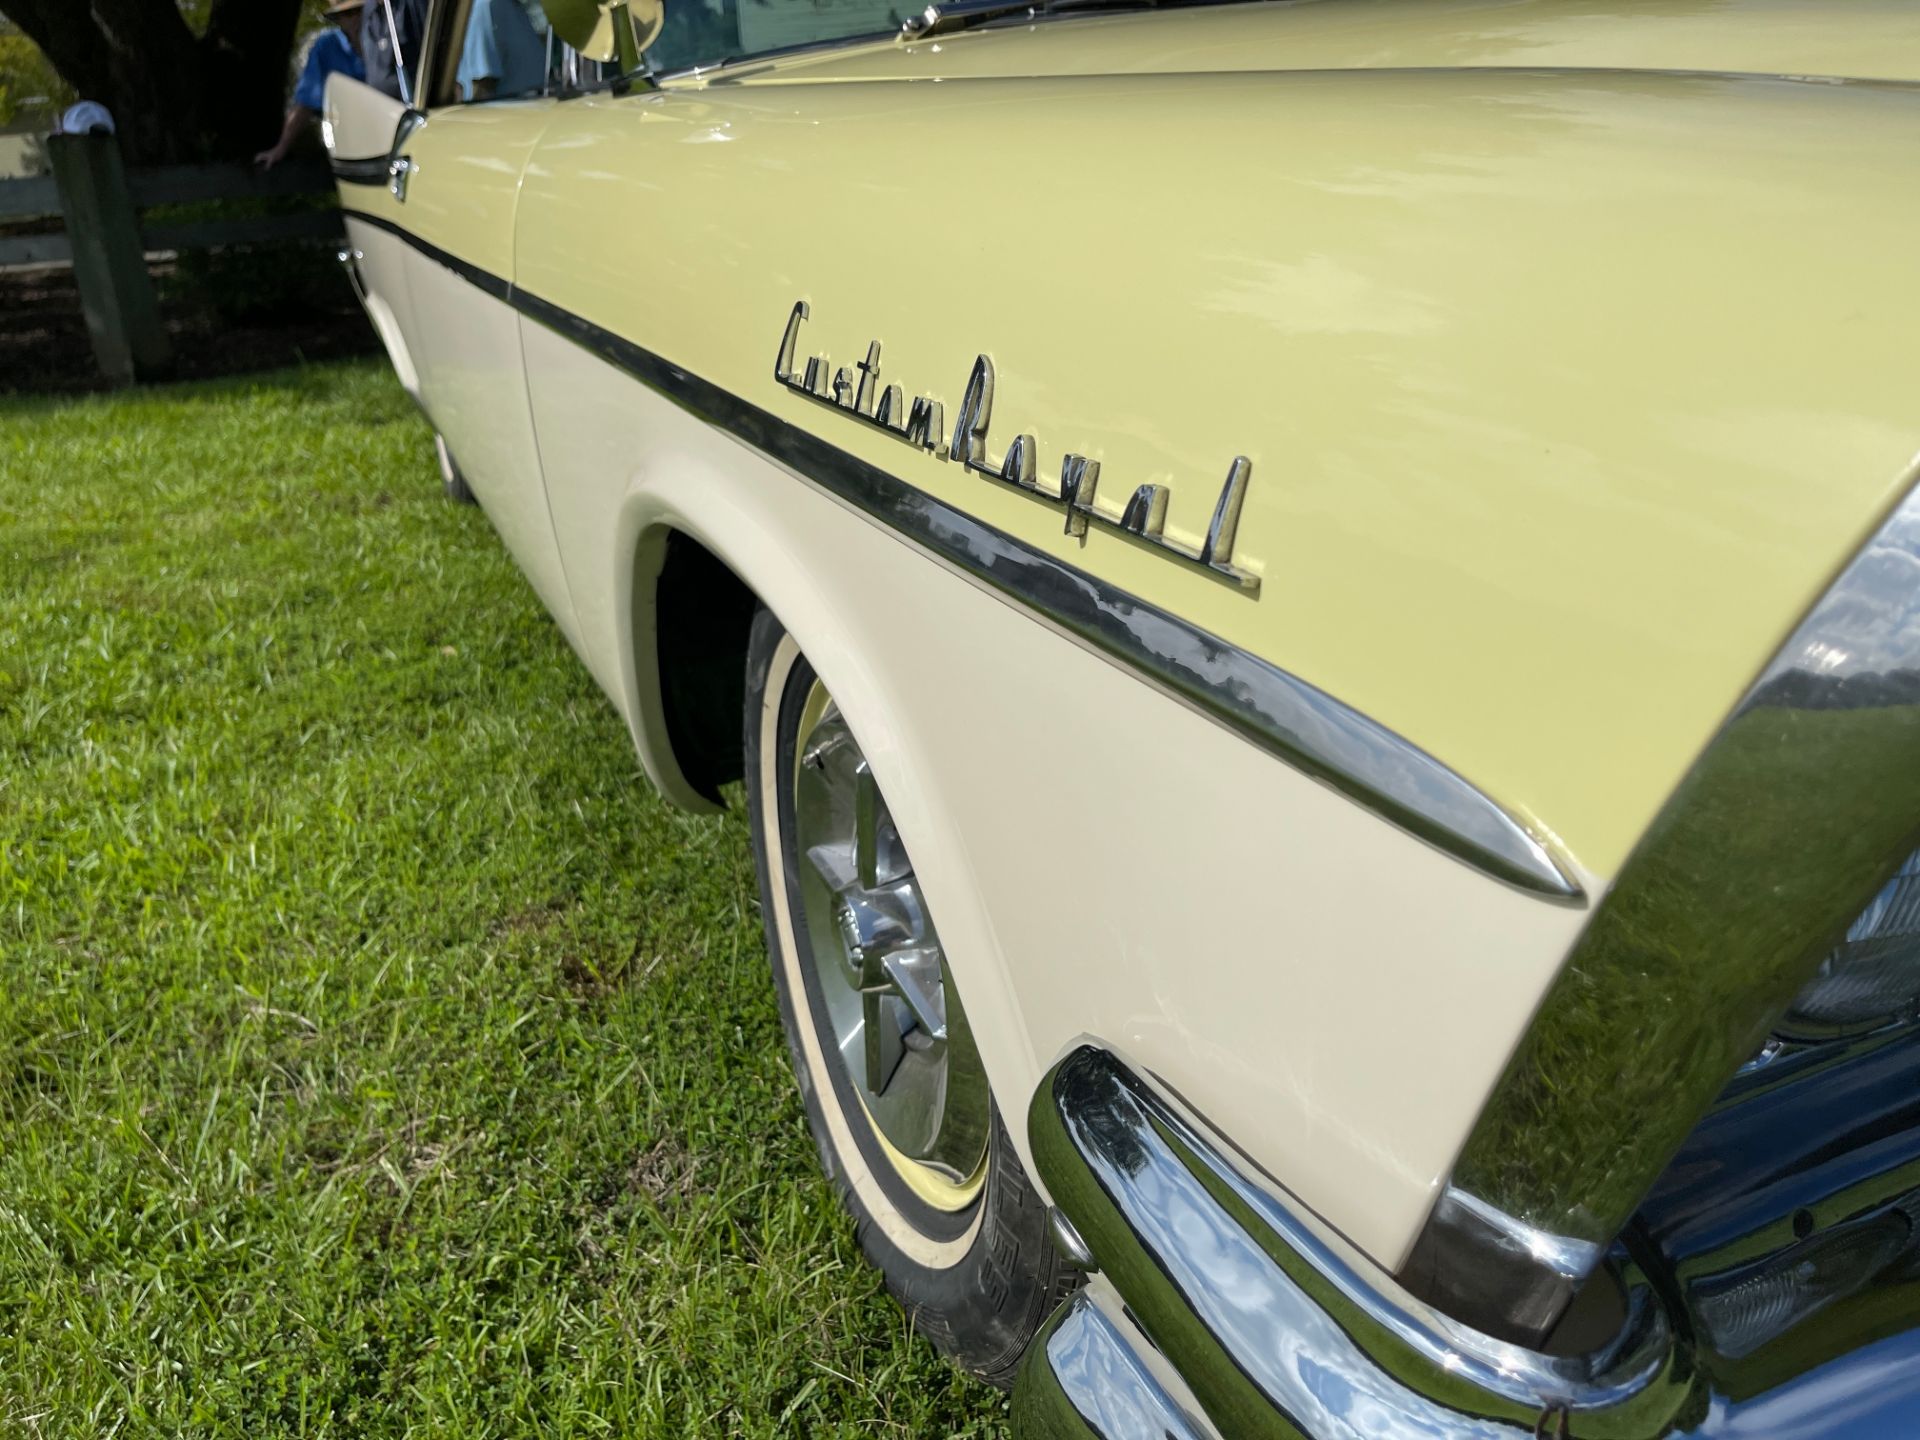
xmin=793 ymin=693 xmax=988 ymax=1186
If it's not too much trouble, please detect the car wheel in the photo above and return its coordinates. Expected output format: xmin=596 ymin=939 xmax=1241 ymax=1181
xmin=743 ymin=608 xmax=1076 ymax=1387
xmin=434 ymin=433 xmax=476 ymax=505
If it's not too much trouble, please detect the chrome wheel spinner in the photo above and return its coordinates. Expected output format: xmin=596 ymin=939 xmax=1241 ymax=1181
xmin=793 ymin=696 xmax=988 ymax=1188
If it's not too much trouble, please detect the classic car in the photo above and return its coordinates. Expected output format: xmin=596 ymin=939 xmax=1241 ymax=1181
xmin=322 ymin=2 xmax=1920 ymax=1434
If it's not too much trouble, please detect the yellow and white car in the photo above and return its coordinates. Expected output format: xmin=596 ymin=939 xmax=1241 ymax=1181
xmin=326 ymin=2 xmax=1920 ymax=1433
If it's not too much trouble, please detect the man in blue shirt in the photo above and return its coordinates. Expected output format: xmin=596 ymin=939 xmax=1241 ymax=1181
xmin=255 ymin=0 xmax=367 ymax=170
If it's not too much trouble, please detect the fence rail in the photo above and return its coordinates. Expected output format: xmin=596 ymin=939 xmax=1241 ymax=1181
xmin=0 ymin=134 xmax=343 ymax=385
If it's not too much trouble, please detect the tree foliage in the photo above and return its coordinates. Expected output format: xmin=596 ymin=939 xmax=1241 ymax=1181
xmin=0 ymin=1 xmax=333 ymax=164
xmin=0 ymin=23 xmax=72 ymax=127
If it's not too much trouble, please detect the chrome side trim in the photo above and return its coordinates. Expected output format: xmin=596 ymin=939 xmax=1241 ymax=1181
xmin=1024 ymin=1046 xmax=1693 ymax=1440
xmin=336 ymin=246 xmax=368 ymax=305
xmin=336 ymin=209 xmax=1580 ymax=899
xmin=901 ymin=0 xmax=1036 ymax=38
xmin=1411 ymin=471 xmax=1920 ymax=1343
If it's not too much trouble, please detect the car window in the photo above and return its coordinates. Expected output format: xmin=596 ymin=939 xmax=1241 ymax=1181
xmin=649 ymin=0 xmax=912 ymax=74
xmin=439 ymin=0 xmax=551 ymax=102
xmin=429 ymin=0 xmax=618 ymax=105
xmin=430 ymin=0 xmax=903 ymax=105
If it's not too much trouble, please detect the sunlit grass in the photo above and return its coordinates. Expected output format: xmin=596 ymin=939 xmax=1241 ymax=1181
xmin=0 ymin=361 xmax=1006 ymax=1436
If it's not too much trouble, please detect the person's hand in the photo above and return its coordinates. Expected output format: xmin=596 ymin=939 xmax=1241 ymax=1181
xmin=253 ymin=145 xmax=283 ymax=170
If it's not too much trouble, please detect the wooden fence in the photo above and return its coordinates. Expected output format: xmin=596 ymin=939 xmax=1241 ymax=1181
xmin=1 ymin=133 xmax=344 ymax=386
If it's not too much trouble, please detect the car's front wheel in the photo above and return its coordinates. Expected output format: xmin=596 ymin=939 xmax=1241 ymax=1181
xmin=743 ymin=608 xmax=1074 ymax=1386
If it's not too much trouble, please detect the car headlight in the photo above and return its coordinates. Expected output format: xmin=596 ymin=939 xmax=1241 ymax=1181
xmin=1693 ymin=1203 xmax=1914 ymax=1360
xmin=1777 ymin=849 xmax=1920 ymax=1040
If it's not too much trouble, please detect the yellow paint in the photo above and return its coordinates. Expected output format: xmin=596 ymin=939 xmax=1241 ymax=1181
xmin=390 ymin=97 xmax=554 ymax=281
xmin=349 ymin=0 xmax=1920 ymax=884
xmin=866 ymin=1109 xmax=991 ymax=1211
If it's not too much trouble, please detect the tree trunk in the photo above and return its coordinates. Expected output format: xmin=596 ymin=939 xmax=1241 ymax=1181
xmin=2 ymin=0 xmax=307 ymax=165
xmin=196 ymin=0 xmax=307 ymax=161
xmin=86 ymin=0 xmax=205 ymax=163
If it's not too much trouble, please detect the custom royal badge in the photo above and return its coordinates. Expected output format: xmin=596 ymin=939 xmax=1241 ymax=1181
xmin=773 ymin=300 xmax=1258 ymax=594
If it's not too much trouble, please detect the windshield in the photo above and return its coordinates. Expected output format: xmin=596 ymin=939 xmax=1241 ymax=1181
xmin=649 ymin=0 xmax=915 ymax=73
xmin=648 ymin=0 xmax=1233 ymax=76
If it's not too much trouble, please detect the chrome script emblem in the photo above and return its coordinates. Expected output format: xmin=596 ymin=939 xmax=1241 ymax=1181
xmin=774 ymin=300 xmax=1258 ymax=594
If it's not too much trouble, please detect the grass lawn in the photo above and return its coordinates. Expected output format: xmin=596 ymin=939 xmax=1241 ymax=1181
xmin=0 ymin=361 xmax=1007 ymax=1437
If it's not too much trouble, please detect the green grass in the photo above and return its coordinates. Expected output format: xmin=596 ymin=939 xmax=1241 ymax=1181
xmin=0 ymin=361 xmax=1007 ymax=1437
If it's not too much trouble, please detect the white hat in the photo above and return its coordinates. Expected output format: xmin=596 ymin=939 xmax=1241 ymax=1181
xmin=57 ymin=101 xmax=115 ymax=136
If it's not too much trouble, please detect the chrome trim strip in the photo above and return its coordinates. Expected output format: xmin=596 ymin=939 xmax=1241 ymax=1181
xmin=336 ymin=246 xmax=368 ymax=305
xmin=336 ymin=209 xmax=1580 ymax=899
xmin=1411 ymin=470 xmax=1920 ymax=1343
xmin=1442 ymin=1186 xmax=1605 ymax=1281
xmin=902 ymin=0 xmax=1036 ymax=38
xmin=1024 ymin=1046 xmax=1693 ymax=1439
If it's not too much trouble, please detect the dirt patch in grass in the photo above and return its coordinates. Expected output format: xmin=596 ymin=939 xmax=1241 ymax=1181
xmin=628 ymin=1135 xmax=700 ymax=1207
xmin=492 ymin=898 xmax=572 ymax=939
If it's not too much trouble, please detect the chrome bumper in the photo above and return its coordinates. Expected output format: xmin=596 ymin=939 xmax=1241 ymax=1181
xmin=1014 ymin=1286 xmax=1218 ymax=1440
xmin=1015 ymin=1046 xmax=1693 ymax=1440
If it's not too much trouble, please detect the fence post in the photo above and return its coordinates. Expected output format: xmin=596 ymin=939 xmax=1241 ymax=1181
xmin=47 ymin=132 xmax=172 ymax=386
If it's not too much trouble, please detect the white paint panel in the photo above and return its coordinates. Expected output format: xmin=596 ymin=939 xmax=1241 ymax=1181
xmin=519 ymin=316 xmax=1594 ymax=1270
xmin=517 ymin=309 xmax=632 ymax=710
xmin=341 ymin=218 xmax=422 ymax=400
xmin=322 ymin=73 xmax=404 ymax=163
xmin=408 ymin=276 xmax=583 ymax=656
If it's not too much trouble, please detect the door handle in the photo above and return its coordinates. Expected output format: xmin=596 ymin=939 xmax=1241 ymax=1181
xmin=387 ymin=108 xmax=426 ymax=203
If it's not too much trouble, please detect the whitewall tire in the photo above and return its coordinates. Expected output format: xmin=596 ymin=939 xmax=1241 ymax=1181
xmin=743 ymin=607 xmax=1076 ymax=1386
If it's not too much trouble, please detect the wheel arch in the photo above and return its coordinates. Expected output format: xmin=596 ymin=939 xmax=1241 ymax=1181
xmin=611 ymin=472 xmax=1044 ymax=1180
xmin=622 ymin=495 xmax=946 ymax=834
xmin=641 ymin=527 xmax=759 ymax=807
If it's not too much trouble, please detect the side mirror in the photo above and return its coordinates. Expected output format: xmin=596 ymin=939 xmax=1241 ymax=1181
xmin=542 ymin=0 xmax=663 ymax=66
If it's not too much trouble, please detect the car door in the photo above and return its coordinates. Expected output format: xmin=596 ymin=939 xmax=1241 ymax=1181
xmin=323 ymin=74 xmax=426 ymax=404
xmin=514 ymin=3 xmax=914 ymax=709
xmin=372 ymin=0 xmax=584 ymax=651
